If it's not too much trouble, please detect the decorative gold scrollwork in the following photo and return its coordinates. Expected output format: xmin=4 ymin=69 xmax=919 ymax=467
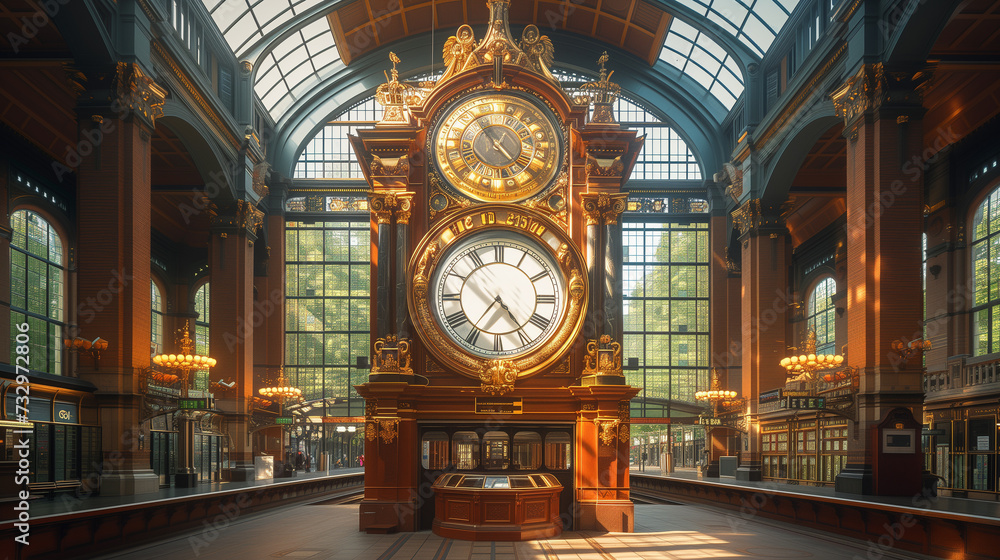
xmin=365 ymin=422 xmax=377 ymax=441
xmin=378 ymin=418 xmax=399 ymax=444
xmin=583 ymin=334 xmax=623 ymax=376
xmin=594 ymin=418 xmax=620 ymax=446
xmin=371 ymin=335 xmax=413 ymax=375
xmin=480 ymin=360 xmax=519 ymax=395
xmin=580 ymin=193 xmax=628 ymax=226
xmin=618 ymin=423 xmax=630 ymax=443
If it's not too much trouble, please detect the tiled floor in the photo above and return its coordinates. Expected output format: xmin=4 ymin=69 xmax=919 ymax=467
xmin=93 ymin=502 xmax=927 ymax=560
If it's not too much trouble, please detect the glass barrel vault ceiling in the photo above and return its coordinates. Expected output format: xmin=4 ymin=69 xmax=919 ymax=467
xmin=201 ymin=0 xmax=801 ymax=119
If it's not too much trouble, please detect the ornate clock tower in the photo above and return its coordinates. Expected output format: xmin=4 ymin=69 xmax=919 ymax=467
xmin=352 ymin=0 xmax=644 ymax=538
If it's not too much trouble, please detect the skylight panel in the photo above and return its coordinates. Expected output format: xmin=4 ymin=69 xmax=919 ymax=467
xmin=248 ymin=15 xmax=343 ymax=120
xmin=202 ymin=0 xmax=329 ymax=57
xmin=661 ymin=0 xmax=800 ymax=61
xmin=658 ymin=19 xmax=745 ymax=110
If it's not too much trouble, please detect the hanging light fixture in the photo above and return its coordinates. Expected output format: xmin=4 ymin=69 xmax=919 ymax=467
xmin=696 ymin=368 xmax=738 ymax=402
xmin=259 ymin=366 xmax=302 ymax=401
xmin=779 ymin=330 xmax=844 ymax=380
xmin=152 ymin=321 xmax=216 ymax=395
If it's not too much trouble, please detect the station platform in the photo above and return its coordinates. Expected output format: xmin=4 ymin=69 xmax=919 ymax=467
xmin=92 ymin=500 xmax=934 ymax=560
xmin=2 ymin=467 xmax=998 ymax=559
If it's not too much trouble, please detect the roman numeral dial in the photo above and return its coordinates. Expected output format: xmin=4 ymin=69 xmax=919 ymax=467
xmin=433 ymin=93 xmax=562 ymax=202
xmin=431 ymin=232 xmax=564 ymax=359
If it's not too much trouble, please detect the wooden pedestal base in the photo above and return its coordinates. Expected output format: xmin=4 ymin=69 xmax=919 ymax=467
xmin=432 ymin=485 xmax=563 ymax=541
xmin=576 ymin=499 xmax=634 ymax=532
xmin=359 ymin=499 xmax=417 ymax=533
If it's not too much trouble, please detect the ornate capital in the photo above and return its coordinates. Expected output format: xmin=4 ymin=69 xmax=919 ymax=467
xmin=831 ymin=64 xmax=885 ymax=128
xmin=580 ymin=192 xmax=628 ymax=226
xmin=210 ymin=199 xmax=264 ymax=236
xmin=115 ymin=62 xmax=167 ymax=127
xmin=378 ymin=418 xmax=399 ymax=444
xmin=480 ymin=359 xmax=519 ymax=396
xmin=368 ymin=190 xmax=414 ymax=225
xmin=583 ymin=334 xmax=623 ymax=376
xmin=731 ymin=199 xmax=784 ymax=238
xmin=371 ymin=335 xmax=413 ymax=375
xmin=594 ymin=418 xmax=620 ymax=446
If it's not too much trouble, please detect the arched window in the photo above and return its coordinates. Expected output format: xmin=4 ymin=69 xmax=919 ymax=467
xmin=972 ymin=186 xmax=1000 ymax=355
xmin=806 ymin=277 xmax=837 ymax=355
xmin=151 ymin=281 xmax=164 ymax=356
xmin=10 ymin=209 xmax=64 ymax=375
xmin=193 ymin=282 xmax=210 ymax=391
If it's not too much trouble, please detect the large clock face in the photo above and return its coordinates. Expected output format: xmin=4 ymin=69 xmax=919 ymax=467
xmin=430 ymin=231 xmax=564 ymax=359
xmin=433 ymin=92 xmax=562 ymax=202
xmin=408 ymin=205 xmax=587 ymax=379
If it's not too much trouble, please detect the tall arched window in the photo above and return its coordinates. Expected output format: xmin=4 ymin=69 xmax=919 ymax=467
xmin=806 ymin=277 xmax=837 ymax=355
xmin=10 ymin=209 xmax=64 ymax=375
xmin=193 ymin=283 xmax=210 ymax=391
xmin=972 ymin=186 xmax=1000 ymax=355
xmin=151 ymin=281 xmax=164 ymax=356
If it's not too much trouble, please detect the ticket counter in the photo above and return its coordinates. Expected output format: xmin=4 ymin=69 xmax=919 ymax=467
xmin=431 ymin=473 xmax=563 ymax=541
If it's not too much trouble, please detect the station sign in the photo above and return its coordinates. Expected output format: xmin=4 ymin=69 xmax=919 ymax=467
xmin=475 ymin=398 xmax=522 ymax=414
xmin=178 ymin=398 xmax=210 ymax=410
xmin=785 ymin=396 xmax=825 ymax=409
xmin=275 ymin=417 xmax=294 ymax=425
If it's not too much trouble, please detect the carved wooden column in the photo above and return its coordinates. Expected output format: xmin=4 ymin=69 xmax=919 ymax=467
xmin=579 ymin=193 xmax=628 ymax=386
xmin=370 ymin=193 xmax=393 ymax=340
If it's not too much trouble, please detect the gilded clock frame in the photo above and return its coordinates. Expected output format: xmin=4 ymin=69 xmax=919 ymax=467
xmin=408 ymin=204 xmax=587 ymax=380
xmin=428 ymin=89 xmax=565 ymax=203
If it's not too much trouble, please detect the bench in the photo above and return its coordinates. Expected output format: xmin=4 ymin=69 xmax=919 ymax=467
xmin=31 ymin=480 xmax=81 ymax=498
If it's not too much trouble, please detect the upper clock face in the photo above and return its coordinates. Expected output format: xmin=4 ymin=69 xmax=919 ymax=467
xmin=429 ymin=231 xmax=565 ymax=359
xmin=433 ymin=93 xmax=562 ymax=202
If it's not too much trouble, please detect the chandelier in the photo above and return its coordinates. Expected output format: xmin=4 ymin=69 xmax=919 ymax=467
xmin=152 ymin=321 xmax=216 ymax=391
xmin=259 ymin=367 xmax=302 ymax=401
xmin=696 ymin=368 xmax=737 ymax=402
xmin=779 ymin=330 xmax=843 ymax=380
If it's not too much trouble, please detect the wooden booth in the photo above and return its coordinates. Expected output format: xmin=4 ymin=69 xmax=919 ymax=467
xmin=353 ymin=0 xmax=643 ymax=538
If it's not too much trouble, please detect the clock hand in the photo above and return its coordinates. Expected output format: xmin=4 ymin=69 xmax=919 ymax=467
xmin=473 ymin=297 xmax=500 ymax=327
xmin=495 ymin=295 xmax=520 ymax=326
xmin=491 ymin=136 xmax=514 ymax=161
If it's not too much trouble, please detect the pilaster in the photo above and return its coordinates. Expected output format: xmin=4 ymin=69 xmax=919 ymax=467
xmin=832 ymin=63 xmax=929 ymax=495
xmin=209 ymin=199 xmax=263 ymax=481
xmin=76 ymin=62 xmax=165 ymax=496
xmin=733 ymin=199 xmax=791 ymax=481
